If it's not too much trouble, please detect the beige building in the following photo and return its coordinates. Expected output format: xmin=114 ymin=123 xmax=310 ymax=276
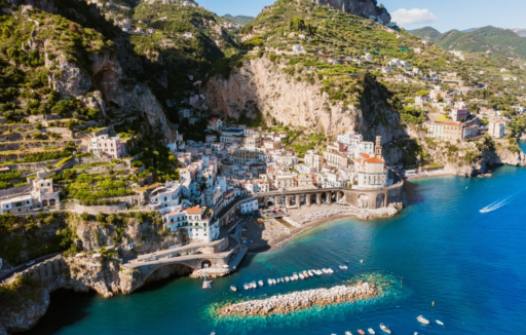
xmin=426 ymin=121 xmax=464 ymax=142
xmin=323 ymin=144 xmax=350 ymax=170
xmin=90 ymin=134 xmax=128 ymax=159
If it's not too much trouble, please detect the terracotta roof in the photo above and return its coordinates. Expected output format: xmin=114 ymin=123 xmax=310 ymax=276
xmin=365 ymin=157 xmax=385 ymax=164
xmin=185 ymin=206 xmax=203 ymax=215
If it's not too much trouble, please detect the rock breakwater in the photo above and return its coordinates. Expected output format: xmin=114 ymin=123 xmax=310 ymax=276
xmin=216 ymin=280 xmax=380 ymax=317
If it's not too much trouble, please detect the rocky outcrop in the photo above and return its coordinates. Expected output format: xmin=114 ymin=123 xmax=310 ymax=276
xmin=206 ymin=57 xmax=361 ymax=136
xmin=216 ymin=280 xmax=380 ymax=317
xmin=314 ymin=0 xmax=391 ymax=24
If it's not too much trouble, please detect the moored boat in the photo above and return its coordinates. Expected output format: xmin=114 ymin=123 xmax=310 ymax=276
xmin=229 ymin=285 xmax=237 ymax=292
xmin=435 ymin=319 xmax=445 ymax=326
xmin=379 ymin=323 xmax=391 ymax=334
xmin=367 ymin=328 xmax=376 ymax=335
xmin=202 ymin=279 xmax=212 ymax=289
xmin=417 ymin=315 xmax=430 ymax=326
xmin=357 ymin=329 xmax=366 ymax=335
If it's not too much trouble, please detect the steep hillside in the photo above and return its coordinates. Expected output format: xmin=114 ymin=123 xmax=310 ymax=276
xmin=222 ymin=14 xmax=254 ymax=26
xmin=409 ymin=26 xmax=442 ymax=42
xmin=411 ymin=26 xmax=526 ymax=61
xmin=0 ymin=0 xmax=244 ymax=143
xmin=205 ymin=0 xmax=526 ymax=168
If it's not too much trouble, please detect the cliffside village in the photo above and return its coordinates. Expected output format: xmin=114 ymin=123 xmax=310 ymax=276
xmin=0 ymin=116 xmax=396 ymax=246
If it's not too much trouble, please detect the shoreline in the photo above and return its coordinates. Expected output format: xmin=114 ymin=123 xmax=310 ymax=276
xmin=245 ymin=204 xmax=403 ymax=253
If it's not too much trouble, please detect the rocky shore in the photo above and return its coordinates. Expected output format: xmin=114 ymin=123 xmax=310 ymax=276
xmin=216 ymin=280 xmax=379 ymax=317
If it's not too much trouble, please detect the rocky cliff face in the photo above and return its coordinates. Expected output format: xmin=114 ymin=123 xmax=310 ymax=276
xmin=314 ymin=0 xmax=391 ymax=24
xmin=206 ymin=57 xmax=360 ymax=135
xmin=206 ymin=57 xmax=407 ymax=150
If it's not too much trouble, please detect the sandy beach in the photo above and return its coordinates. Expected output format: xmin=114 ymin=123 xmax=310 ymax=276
xmin=243 ymin=204 xmax=402 ymax=252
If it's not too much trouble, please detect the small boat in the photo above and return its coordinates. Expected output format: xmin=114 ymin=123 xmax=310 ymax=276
xmin=339 ymin=265 xmax=349 ymax=270
xmin=202 ymin=279 xmax=212 ymax=289
xmin=229 ymin=285 xmax=237 ymax=292
xmin=417 ymin=315 xmax=430 ymax=326
xmin=258 ymin=280 xmax=264 ymax=287
xmin=367 ymin=328 xmax=376 ymax=335
xmin=413 ymin=332 xmax=419 ymax=335
xmin=345 ymin=331 xmax=353 ymax=335
xmin=379 ymin=323 xmax=392 ymax=334
xmin=435 ymin=319 xmax=445 ymax=326
xmin=357 ymin=329 xmax=366 ymax=335
xmin=359 ymin=259 xmax=365 ymax=264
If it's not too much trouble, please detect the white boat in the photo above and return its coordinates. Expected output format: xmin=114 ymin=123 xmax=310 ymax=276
xmin=417 ymin=315 xmax=430 ymax=326
xmin=202 ymin=279 xmax=212 ymax=289
xmin=339 ymin=265 xmax=349 ymax=270
xmin=345 ymin=331 xmax=353 ymax=335
xmin=367 ymin=328 xmax=376 ymax=335
xmin=379 ymin=323 xmax=391 ymax=334
xmin=258 ymin=280 xmax=264 ymax=287
xmin=360 ymin=259 xmax=365 ymax=264
xmin=435 ymin=319 xmax=445 ymax=326
xmin=229 ymin=285 xmax=237 ymax=292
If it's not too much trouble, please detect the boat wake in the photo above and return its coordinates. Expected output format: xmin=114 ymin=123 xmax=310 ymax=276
xmin=479 ymin=195 xmax=514 ymax=214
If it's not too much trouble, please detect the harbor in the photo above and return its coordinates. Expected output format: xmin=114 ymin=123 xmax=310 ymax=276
xmin=23 ymin=167 xmax=526 ymax=335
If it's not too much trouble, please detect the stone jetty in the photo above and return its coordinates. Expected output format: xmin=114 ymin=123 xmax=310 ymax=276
xmin=217 ymin=280 xmax=380 ymax=317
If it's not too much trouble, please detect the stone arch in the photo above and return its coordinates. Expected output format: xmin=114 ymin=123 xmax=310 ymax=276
xmin=376 ymin=193 xmax=385 ymax=208
xmin=201 ymin=260 xmax=212 ymax=269
xmin=358 ymin=194 xmax=369 ymax=209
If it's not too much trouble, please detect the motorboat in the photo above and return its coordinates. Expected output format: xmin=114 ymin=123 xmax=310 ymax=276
xmin=379 ymin=323 xmax=392 ymax=334
xmin=229 ymin=285 xmax=237 ymax=292
xmin=357 ymin=329 xmax=366 ymax=335
xmin=435 ymin=319 xmax=445 ymax=326
xmin=417 ymin=315 xmax=430 ymax=326
xmin=367 ymin=328 xmax=376 ymax=335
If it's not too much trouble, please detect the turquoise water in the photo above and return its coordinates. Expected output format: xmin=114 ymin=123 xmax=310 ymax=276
xmin=29 ymin=166 xmax=526 ymax=335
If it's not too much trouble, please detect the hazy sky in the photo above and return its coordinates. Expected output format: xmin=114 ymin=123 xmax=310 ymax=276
xmin=197 ymin=0 xmax=526 ymax=32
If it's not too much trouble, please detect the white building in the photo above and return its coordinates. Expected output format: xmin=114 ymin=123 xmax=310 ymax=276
xmin=488 ymin=119 xmax=506 ymax=139
xmin=0 ymin=172 xmax=60 ymax=214
xmin=163 ymin=206 xmax=220 ymax=242
xmin=240 ymin=199 xmax=259 ymax=215
xmin=220 ymin=128 xmax=245 ymax=144
xmin=90 ymin=134 xmax=127 ymax=159
xmin=149 ymin=182 xmax=183 ymax=211
xmin=355 ymin=154 xmax=387 ymax=190
xmin=304 ymin=150 xmax=322 ymax=172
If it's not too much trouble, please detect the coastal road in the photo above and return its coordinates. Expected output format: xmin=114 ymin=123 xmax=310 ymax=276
xmin=0 ymin=253 xmax=60 ymax=283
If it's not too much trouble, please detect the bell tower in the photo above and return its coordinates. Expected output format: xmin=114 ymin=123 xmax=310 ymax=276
xmin=375 ymin=135 xmax=383 ymax=158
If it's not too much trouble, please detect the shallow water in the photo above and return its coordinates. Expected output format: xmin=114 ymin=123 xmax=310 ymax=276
xmin=27 ymin=166 xmax=526 ymax=335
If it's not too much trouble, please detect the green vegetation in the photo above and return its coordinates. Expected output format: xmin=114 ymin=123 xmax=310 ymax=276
xmin=130 ymin=135 xmax=179 ymax=183
xmin=268 ymin=123 xmax=327 ymax=157
xmin=62 ymin=172 xmax=133 ymax=204
xmin=0 ymin=169 xmax=25 ymax=189
xmin=222 ymin=14 xmax=255 ymax=26
xmin=130 ymin=1 xmax=241 ymax=103
xmin=0 ymin=8 xmax=109 ymax=121
xmin=0 ymin=213 xmax=74 ymax=265
xmin=430 ymin=26 xmax=526 ymax=60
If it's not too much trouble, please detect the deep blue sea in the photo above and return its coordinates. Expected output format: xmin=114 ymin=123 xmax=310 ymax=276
xmin=28 ymin=163 xmax=526 ymax=334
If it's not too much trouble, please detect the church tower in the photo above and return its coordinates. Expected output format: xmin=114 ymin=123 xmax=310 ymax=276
xmin=375 ymin=135 xmax=383 ymax=158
